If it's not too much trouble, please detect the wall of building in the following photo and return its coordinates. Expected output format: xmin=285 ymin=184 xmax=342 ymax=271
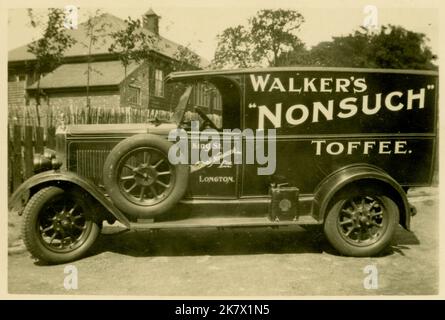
xmin=116 ymin=69 xmax=174 ymax=120
xmin=8 ymin=65 xmax=38 ymax=106
xmin=9 ymin=57 xmax=203 ymax=114
xmin=120 ymin=58 xmax=176 ymax=112
xmin=120 ymin=63 xmax=150 ymax=108
xmin=146 ymin=56 xmax=174 ymax=111
xmin=8 ymin=80 xmax=27 ymax=106
xmin=28 ymin=90 xmax=121 ymax=110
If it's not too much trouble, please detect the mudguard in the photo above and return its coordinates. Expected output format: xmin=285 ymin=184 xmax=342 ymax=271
xmin=313 ymin=163 xmax=411 ymax=230
xmin=8 ymin=170 xmax=130 ymax=227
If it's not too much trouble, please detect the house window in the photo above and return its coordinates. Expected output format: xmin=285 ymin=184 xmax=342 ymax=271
xmin=127 ymin=86 xmax=141 ymax=105
xmin=8 ymin=73 xmax=17 ymax=82
xmin=154 ymin=69 xmax=164 ymax=97
xmin=9 ymin=72 xmax=28 ymax=82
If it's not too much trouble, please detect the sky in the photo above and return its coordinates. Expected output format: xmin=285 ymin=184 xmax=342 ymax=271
xmin=7 ymin=0 xmax=439 ymax=62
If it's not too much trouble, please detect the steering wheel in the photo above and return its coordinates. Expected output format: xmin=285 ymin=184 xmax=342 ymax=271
xmin=194 ymin=106 xmax=219 ymax=130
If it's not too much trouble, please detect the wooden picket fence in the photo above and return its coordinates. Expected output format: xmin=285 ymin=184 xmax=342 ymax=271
xmin=8 ymin=104 xmax=173 ymax=127
xmin=8 ymin=124 xmax=56 ymax=195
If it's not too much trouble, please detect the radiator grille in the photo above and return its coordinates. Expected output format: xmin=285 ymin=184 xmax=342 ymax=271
xmin=75 ymin=148 xmax=111 ymax=186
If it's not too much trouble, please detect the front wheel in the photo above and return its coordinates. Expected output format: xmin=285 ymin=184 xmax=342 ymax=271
xmin=22 ymin=186 xmax=101 ymax=264
xmin=323 ymin=190 xmax=399 ymax=257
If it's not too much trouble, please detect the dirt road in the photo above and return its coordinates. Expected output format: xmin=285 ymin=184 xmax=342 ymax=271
xmin=8 ymin=190 xmax=438 ymax=296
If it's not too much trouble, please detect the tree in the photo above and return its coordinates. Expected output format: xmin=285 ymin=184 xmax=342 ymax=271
xmin=27 ymin=8 xmax=76 ymax=125
xmin=213 ymin=9 xmax=305 ymax=68
xmin=213 ymin=26 xmax=253 ymax=68
xmin=249 ymin=9 xmax=305 ymax=67
xmin=108 ymin=17 xmax=157 ymax=108
xmin=369 ymin=25 xmax=437 ymax=70
xmin=108 ymin=17 xmax=157 ymax=78
xmin=81 ymin=10 xmax=110 ymax=120
xmin=173 ymin=43 xmax=202 ymax=71
xmin=287 ymin=25 xmax=437 ymax=70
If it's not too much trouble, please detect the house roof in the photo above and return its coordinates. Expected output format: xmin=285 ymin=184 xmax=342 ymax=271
xmin=8 ymin=12 xmax=209 ymax=67
xmin=144 ymin=8 xmax=159 ymax=16
xmin=27 ymin=60 xmax=139 ymax=89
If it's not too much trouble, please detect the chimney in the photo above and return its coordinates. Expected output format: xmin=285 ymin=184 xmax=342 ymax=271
xmin=143 ymin=8 xmax=160 ymax=35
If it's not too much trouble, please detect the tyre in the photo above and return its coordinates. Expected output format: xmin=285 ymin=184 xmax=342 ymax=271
xmin=323 ymin=188 xmax=399 ymax=257
xmin=22 ymin=186 xmax=101 ymax=264
xmin=103 ymin=134 xmax=189 ymax=219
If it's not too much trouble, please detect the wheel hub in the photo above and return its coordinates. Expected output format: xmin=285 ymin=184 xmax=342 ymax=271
xmin=134 ymin=165 xmax=158 ymax=186
xmin=61 ymin=219 xmax=71 ymax=228
xmin=337 ymin=196 xmax=385 ymax=245
xmin=53 ymin=211 xmax=75 ymax=231
xmin=36 ymin=192 xmax=91 ymax=254
xmin=351 ymin=204 xmax=372 ymax=227
xmin=117 ymin=148 xmax=174 ymax=205
xmin=359 ymin=215 xmax=369 ymax=225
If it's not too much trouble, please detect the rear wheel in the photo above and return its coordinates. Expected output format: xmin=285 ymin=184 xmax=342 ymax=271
xmin=22 ymin=187 xmax=100 ymax=264
xmin=324 ymin=189 xmax=399 ymax=257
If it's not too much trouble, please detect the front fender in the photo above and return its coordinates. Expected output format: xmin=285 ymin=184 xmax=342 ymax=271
xmin=9 ymin=170 xmax=130 ymax=227
xmin=313 ymin=163 xmax=410 ymax=230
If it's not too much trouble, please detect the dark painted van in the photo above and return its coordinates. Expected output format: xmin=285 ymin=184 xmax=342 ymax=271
xmin=10 ymin=67 xmax=438 ymax=264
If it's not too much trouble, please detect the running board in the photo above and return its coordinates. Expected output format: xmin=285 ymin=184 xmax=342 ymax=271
xmin=129 ymin=216 xmax=320 ymax=230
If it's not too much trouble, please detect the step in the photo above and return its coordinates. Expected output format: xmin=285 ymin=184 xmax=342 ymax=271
xmin=129 ymin=215 xmax=320 ymax=230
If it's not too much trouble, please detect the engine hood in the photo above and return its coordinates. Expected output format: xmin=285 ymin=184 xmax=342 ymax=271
xmin=62 ymin=122 xmax=178 ymax=137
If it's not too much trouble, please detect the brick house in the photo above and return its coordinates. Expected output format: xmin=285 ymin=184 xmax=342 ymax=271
xmin=8 ymin=9 xmax=220 ymax=114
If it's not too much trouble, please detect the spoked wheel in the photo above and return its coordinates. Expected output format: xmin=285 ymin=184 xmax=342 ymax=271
xmin=118 ymin=147 xmax=174 ymax=206
xmin=103 ymin=134 xmax=189 ymax=219
xmin=324 ymin=190 xmax=399 ymax=257
xmin=22 ymin=187 xmax=100 ymax=264
xmin=337 ymin=196 xmax=388 ymax=246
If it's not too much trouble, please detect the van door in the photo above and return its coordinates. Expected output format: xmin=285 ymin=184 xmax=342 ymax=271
xmin=184 ymin=79 xmax=242 ymax=199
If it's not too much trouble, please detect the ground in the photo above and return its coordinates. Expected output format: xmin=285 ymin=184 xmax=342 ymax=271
xmin=7 ymin=188 xmax=438 ymax=296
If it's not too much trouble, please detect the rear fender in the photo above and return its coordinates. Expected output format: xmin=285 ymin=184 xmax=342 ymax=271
xmin=9 ymin=170 xmax=130 ymax=227
xmin=313 ymin=164 xmax=410 ymax=230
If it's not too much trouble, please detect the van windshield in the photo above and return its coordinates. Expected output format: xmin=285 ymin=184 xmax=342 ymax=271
xmin=170 ymin=81 xmax=223 ymax=129
xmin=170 ymin=85 xmax=193 ymax=125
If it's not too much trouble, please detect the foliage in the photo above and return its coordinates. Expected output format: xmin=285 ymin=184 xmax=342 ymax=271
xmin=81 ymin=10 xmax=110 ymax=118
xmin=27 ymin=8 xmax=76 ymax=121
xmin=173 ymin=44 xmax=202 ymax=71
xmin=249 ymin=9 xmax=305 ymax=66
xmin=27 ymin=9 xmax=76 ymax=75
xmin=369 ymin=25 xmax=437 ymax=69
xmin=213 ymin=9 xmax=305 ymax=68
xmin=213 ymin=25 xmax=253 ymax=68
xmin=286 ymin=25 xmax=437 ymax=70
xmin=108 ymin=16 xmax=157 ymax=73
xmin=108 ymin=16 xmax=157 ymax=108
